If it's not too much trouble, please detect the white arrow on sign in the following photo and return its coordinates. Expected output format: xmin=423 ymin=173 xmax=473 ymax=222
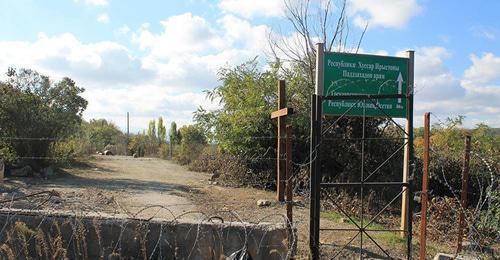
xmin=396 ymin=72 xmax=403 ymax=103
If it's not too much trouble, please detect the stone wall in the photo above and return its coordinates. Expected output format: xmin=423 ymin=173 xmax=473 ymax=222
xmin=0 ymin=209 xmax=290 ymax=259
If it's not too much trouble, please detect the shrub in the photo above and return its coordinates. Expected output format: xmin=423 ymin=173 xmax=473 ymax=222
xmin=191 ymin=148 xmax=274 ymax=189
xmin=174 ymin=125 xmax=206 ymax=165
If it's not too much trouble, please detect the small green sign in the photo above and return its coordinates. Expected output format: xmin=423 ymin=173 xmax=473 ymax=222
xmin=323 ymin=52 xmax=408 ymax=118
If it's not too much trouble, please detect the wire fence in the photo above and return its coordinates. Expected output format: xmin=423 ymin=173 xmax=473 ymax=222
xmin=0 ymin=184 xmax=297 ymax=259
xmin=0 ymin=117 xmax=498 ymax=259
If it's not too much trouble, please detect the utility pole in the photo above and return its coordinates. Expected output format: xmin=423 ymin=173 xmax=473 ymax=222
xmin=127 ymin=112 xmax=130 ymax=156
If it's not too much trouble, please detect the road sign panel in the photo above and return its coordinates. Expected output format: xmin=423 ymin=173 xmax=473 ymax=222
xmin=322 ymin=52 xmax=409 ymax=118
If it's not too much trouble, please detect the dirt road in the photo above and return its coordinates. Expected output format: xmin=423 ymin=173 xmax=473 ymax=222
xmin=4 ymin=156 xmax=291 ymax=222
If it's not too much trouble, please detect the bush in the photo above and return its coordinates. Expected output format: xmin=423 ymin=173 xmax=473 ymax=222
xmin=174 ymin=125 xmax=206 ymax=165
xmin=0 ymin=68 xmax=87 ymax=168
xmin=191 ymin=148 xmax=274 ymax=189
xmin=159 ymin=144 xmax=171 ymax=159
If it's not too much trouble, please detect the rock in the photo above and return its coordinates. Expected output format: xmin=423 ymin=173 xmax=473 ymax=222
xmin=41 ymin=166 xmax=56 ymax=177
xmin=212 ymin=181 xmax=218 ymax=185
xmin=338 ymin=217 xmax=350 ymax=223
xmin=10 ymin=165 xmax=32 ymax=177
xmin=462 ymin=241 xmax=494 ymax=255
xmin=433 ymin=253 xmax=477 ymax=260
xmin=433 ymin=253 xmax=454 ymax=260
xmin=208 ymin=181 xmax=213 ymax=185
xmin=257 ymin=199 xmax=272 ymax=207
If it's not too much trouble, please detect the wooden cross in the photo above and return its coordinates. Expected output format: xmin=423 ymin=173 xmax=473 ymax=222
xmin=271 ymin=80 xmax=293 ymax=202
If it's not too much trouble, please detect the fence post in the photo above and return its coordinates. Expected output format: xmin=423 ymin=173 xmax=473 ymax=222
xmin=285 ymin=124 xmax=295 ymax=253
xmin=419 ymin=112 xmax=430 ymax=260
xmin=0 ymin=159 xmax=4 ymax=183
xmin=457 ymin=135 xmax=472 ymax=253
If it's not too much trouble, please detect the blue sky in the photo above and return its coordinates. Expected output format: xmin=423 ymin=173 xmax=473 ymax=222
xmin=0 ymin=0 xmax=499 ymax=131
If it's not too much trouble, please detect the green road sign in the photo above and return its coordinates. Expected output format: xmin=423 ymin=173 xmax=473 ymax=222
xmin=322 ymin=52 xmax=409 ymax=118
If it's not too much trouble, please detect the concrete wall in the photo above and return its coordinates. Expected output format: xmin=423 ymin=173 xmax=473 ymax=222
xmin=0 ymin=209 xmax=290 ymax=259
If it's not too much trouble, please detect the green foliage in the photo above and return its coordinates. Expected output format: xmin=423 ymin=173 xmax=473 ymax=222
xmin=158 ymin=143 xmax=170 ymax=159
xmin=195 ymin=59 xmax=278 ymax=155
xmin=194 ymin=59 xmax=399 ymax=190
xmin=175 ymin=125 xmax=207 ymax=165
xmin=169 ymin=122 xmax=180 ymax=145
xmin=414 ymin=116 xmax=499 ymax=242
xmin=157 ymin=117 xmax=167 ymax=145
xmin=85 ymin=119 xmax=125 ymax=153
xmin=0 ymin=68 xmax=87 ymax=167
xmin=128 ymin=133 xmax=146 ymax=157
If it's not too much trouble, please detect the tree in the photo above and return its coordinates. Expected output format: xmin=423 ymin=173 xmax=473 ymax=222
xmin=0 ymin=68 xmax=87 ymax=167
xmin=175 ymin=125 xmax=207 ymax=165
xmin=268 ymin=0 xmax=366 ymax=89
xmin=85 ymin=119 xmax=125 ymax=153
xmin=157 ymin=117 xmax=167 ymax=145
xmin=195 ymin=59 xmax=278 ymax=156
xmin=169 ymin=122 xmax=180 ymax=145
xmin=146 ymin=120 xmax=157 ymax=154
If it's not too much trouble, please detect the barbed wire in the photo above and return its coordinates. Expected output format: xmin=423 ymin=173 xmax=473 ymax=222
xmin=0 ymin=189 xmax=298 ymax=259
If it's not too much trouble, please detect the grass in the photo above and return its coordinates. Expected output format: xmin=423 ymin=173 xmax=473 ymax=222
xmin=320 ymin=211 xmax=406 ymax=246
xmin=321 ymin=211 xmax=455 ymax=258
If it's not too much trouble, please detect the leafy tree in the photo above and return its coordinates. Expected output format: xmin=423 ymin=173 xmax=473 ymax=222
xmin=128 ymin=133 xmax=147 ymax=157
xmin=169 ymin=122 xmax=180 ymax=145
xmin=195 ymin=59 xmax=278 ymax=155
xmin=157 ymin=117 xmax=167 ymax=145
xmin=85 ymin=119 xmax=125 ymax=153
xmin=0 ymin=68 xmax=87 ymax=167
xmin=146 ymin=120 xmax=157 ymax=154
xmin=175 ymin=125 xmax=207 ymax=165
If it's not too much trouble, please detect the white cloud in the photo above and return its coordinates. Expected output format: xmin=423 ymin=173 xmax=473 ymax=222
xmin=218 ymin=0 xmax=284 ymax=18
xmin=75 ymin=0 xmax=109 ymax=7
xmin=219 ymin=14 xmax=269 ymax=52
xmin=83 ymin=86 xmax=220 ymax=131
xmin=0 ymin=33 xmax=153 ymax=89
xmin=403 ymin=48 xmax=500 ymax=127
xmin=96 ymin=13 xmax=110 ymax=24
xmin=350 ymin=0 xmax=422 ymax=29
xmin=133 ymin=13 xmax=269 ymax=88
xmin=116 ymin=25 xmax=130 ymax=35
xmin=462 ymin=53 xmax=500 ymax=88
xmin=133 ymin=13 xmax=226 ymax=58
xmin=0 ymin=12 xmax=273 ymax=130
xmin=416 ymin=47 xmax=464 ymax=98
xmin=471 ymin=26 xmax=497 ymax=41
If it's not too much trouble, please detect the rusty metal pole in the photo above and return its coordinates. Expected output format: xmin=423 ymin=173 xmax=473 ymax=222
xmin=286 ymin=124 xmax=294 ymax=252
xmin=286 ymin=125 xmax=293 ymax=224
xmin=419 ymin=112 xmax=430 ymax=260
xmin=0 ymin=159 xmax=4 ymax=183
xmin=457 ymin=135 xmax=472 ymax=253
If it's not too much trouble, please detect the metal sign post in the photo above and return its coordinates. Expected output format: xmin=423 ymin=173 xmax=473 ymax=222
xmin=401 ymin=50 xmax=415 ymax=241
xmin=322 ymin=52 xmax=409 ymax=118
xmin=309 ymin=42 xmax=415 ymax=259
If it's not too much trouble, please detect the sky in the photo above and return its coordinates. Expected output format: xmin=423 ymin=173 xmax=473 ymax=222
xmin=0 ymin=0 xmax=499 ymax=132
